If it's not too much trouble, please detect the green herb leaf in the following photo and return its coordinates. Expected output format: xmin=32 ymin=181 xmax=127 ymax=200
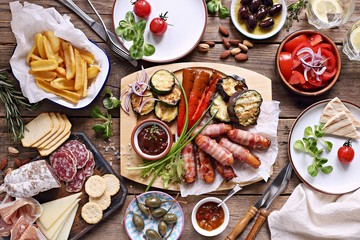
xmin=207 ymin=1 xmax=218 ymax=13
xmin=294 ymin=140 xmax=305 ymax=151
xmin=143 ymin=43 xmax=155 ymax=56
xmin=307 ymin=164 xmax=318 ymax=177
xmin=320 ymin=165 xmax=333 ymax=174
xmin=92 ymin=123 xmax=106 ymax=133
xmin=125 ymin=11 xmax=135 ymax=25
xmin=90 ymin=106 xmax=113 ymax=138
xmin=304 ymin=126 xmax=313 ymax=137
xmin=90 ymin=106 xmax=104 ymax=119
xmin=218 ymin=5 xmax=230 ymax=19
xmin=103 ymin=88 xmax=120 ymax=110
xmin=322 ymin=140 xmax=333 ymax=151
xmin=129 ymin=44 xmax=144 ymax=60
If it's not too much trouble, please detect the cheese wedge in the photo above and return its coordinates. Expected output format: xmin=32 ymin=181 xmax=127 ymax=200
xmin=38 ymin=113 xmax=65 ymax=149
xmin=32 ymin=112 xmax=60 ymax=148
xmin=54 ymin=203 xmax=79 ymax=240
xmin=320 ymin=97 xmax=360 ymax=128
xmin=21 ymin=112 xmax=53 ymax=147
xmin=324 ymin=111 xmax=360 ymax=139
xmin=38 ymin=192 xmax=81 ymax=229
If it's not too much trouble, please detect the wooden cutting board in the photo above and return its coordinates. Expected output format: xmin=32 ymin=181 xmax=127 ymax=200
xmin=120 ymin=62 xmax=272 ymax=191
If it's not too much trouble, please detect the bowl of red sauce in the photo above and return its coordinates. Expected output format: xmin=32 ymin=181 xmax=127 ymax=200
xmin=276 ymin=30 xmax=341 ymax=96
xmin=191 ymin=197 xmax=229 ymax=237
xmin=131 ymin=119 xmax=173 ymax=161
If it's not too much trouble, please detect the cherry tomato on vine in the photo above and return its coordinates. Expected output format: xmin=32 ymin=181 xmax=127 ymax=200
xmin=150 ymin=12 xmax=168 ymax=36
xmin=338 ymin=139 xmax=355 ymax=164
xmin=132 ymin=0 xmax=151 ymax=18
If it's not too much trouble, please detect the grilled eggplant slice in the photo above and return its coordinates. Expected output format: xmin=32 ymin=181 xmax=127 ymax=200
xmin=216 ymin=75 xmax=248 ymax=102
xmin=131 ymin=90 xmax=155 ymax=115
xmin=150 ymin=69 xmax=175 ymax=95
xmin=210 ymin=94 xmax=231 ymax=123
xmin=227 ymin=90 xmax=262 ymax=126
xmin=155 ymin=101 xmax=178 ymax=123
xmin=157 ymin=84 xmax=181 ymax=106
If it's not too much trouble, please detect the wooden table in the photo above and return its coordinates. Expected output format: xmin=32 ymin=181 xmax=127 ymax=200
xmin=1 ymin=0 xmax=360 ymax=239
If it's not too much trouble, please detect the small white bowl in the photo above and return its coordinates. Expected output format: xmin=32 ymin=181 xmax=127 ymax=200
xmin=191 ymin=197 xmax=229 ymax=237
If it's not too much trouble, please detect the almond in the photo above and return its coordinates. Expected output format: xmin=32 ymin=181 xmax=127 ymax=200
xmin=238 ymin=43 xmax=249 ymax=52
xmin=229 ymin=39 xmax=241 ymax=46
xmin=231 ymin=48 xmax=241 ymax=56
xmin=223 ymin=37 xmax=230 ymax=49
xmin=219 ymin=25 xmax=229 ymax=37
xmin=7 ymin=146 xmax=19 ymax=155
xmin=0 ymin=158 xmax=7 ymax=170
xmin=243 ymin=39 xmax=254 ymax=48
xmin=235 ymin=53 xmax=248 ymax=62
xmin=197 ymin=43 xmax=210 ymax=53
xmin=14 ymin=158 xmax=21 ymax=168
xmin=204 ymin=41 xmax=216 ymax=47
xmin=220 ymin=50 xmax=231 ymax=59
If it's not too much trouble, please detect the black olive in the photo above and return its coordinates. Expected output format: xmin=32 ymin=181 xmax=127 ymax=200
xmin=246 ymin=14 xmax=257 ymax=31
xmin=238 ymin=6 xmax=249 ymax=21
xmin=259 ymin=18 xmax=274 ymax=29
xmin=249 ymin=0 xmax=261 ymax=14
xmin=255 ymin=6 xmax=267 ymax=20
xmin=268 ymin=4 xmax=282 ymax=16
xmin=241 ymin=0 xmax=252 ymax=5
xmin=262 ymin=0 xmax=273 ymax=7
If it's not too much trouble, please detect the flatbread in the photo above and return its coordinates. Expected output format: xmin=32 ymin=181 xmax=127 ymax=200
xmin=320 ymin=97 xmax=360 ymax=128
xmin=323 ymin=111 xmax=360 ymax=139
xmin=21 ymin=112 xmax=53 ymax=147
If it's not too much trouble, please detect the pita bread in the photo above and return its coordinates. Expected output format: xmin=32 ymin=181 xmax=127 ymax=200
xmin=320 ymin=97 xmax=360 ymax=128
xmin=323 ymin=111 xmax=360 ymax=139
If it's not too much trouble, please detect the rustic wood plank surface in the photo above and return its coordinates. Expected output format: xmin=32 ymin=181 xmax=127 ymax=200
xmin=0 ymin=0 xmax=360 ymax=239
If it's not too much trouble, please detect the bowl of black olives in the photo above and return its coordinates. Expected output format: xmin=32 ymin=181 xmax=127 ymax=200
xmin=230 ymin=0 xmax=287 ymax=39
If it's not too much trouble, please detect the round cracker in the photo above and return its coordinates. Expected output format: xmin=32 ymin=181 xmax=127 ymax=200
xmin=81 ymin=202 xmax=103 ymax=224
xmin=85 ymin=175 xmax=106 ymax=198
xmin=102 ymin=174 xmax=120 ymax=196
xmin=89 ymin=191 xmax=111 ymax=211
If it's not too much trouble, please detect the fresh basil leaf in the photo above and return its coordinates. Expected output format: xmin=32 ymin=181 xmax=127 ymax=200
xmin=218 ymin=6 xmax=230 ymax=19
xmin=144 ymin=43 xmax=155 ymax=56
xmin=293 ymin=140 xmax=305 ymax=151
xmin=320 ymin=165 xmax=333 ymax=174
xmin=304 ymin=126 xmax=313 ymax=137
xmin=307 ymin=164 xmax=318 ymax=177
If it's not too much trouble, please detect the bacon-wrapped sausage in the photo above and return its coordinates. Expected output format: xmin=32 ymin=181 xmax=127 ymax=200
xmin=195 ymin=134 xmax=234 ymax=166
xmin=194 ymin=123 xmax=232 ymax=138
xmin=215 ymin=161 xmax=237 ymax=182
xmin=227 ymin=129 xmax=271 ymax=150
xmin=181 ymin=143 xmax=196 ymax=183
xmin=196 ymin=148 xmax=215 ymax=184
xmin=219 ymin=138 xmax=261 ymax=169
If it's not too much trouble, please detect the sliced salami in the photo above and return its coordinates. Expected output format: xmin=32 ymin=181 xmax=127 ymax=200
xmin=50 ymin=149 xmax=77 ymax=182
xmin=83 ymin=150 xmax=95 ymax=178
xmin=63 ymin=140 xmax=89 ymax=169
xmin=65 ymin=168 xmax=86 ymax=193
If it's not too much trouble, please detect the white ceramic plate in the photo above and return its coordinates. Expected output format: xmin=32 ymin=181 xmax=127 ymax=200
xmin=230 ymin=0 xmax=287 ymax=40
xmin=112 ymin=0 xmax=207 ymax=63
xmin=124 ymin=191 xmax=184 ymax=240
xmin=288 ymin=99 xmax=360 ymax=194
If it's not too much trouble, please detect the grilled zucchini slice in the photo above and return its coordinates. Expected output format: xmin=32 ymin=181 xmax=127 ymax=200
xmin=131 ymin=90 xmax=155 ymax=115
xmin=150 ymin=69 xmax=175 ymax=95
xmin=216 ymin=75 xmax=248 ymax=102
xmin=227 ymin=90 xmax=263 ymax=127
xmin=157 ymin=85 xmax=182 ymax=106
xmin=210 ymin=94 xmax=231 ymax=123
xmin=155 ymin=101 xmax=178 ymax=123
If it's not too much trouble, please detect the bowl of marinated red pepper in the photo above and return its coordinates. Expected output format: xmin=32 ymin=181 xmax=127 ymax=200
xmin=276 ymin=30 xmax=341 ymax=96
xmin=131 ymin=119 xmax=173 ymax=161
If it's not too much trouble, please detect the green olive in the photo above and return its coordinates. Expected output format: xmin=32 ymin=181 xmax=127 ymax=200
xmin=137 ymin=202 xmax=150 ymax=217
xmin=151 ymin=208 xmax=167 ymax=219
xmin=162 ymin=213 xmax=178 ymax=224
xmin=132 ymin=213 xmax=144 ymax=231
xmin=145 ymin=229 xmax=162 ymax=240
xmin=145 ymin=196 xmax=162 ymax=208
xmin=158 ymin=221 xmax=168 ymax=237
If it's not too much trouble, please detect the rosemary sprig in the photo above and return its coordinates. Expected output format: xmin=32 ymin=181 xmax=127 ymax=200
xmin=0 ymin=69 xmax=38 ymax=141
xmin=285 ymin=0 xmax=308 ymax=31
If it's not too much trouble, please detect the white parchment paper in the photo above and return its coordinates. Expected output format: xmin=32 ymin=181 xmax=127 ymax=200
xmin=9 ymin=1 xmax=108 ymax=107
xmin=180 ymin=101 xmax=280 ymax=197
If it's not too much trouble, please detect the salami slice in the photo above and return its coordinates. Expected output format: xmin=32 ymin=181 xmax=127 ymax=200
xmin=65 ymin=168 xmax=86 ymax=193
xmin=50 ymin=149 xmax=77 ymax=182
xmin=83 ymin=150 xmax=95 ymax=178
xmin=63 ymin=140 xmax=90 ymax=169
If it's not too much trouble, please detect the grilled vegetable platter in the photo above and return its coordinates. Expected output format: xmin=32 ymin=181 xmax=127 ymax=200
xmin=120 ymin=62 xmax=277 ymax=192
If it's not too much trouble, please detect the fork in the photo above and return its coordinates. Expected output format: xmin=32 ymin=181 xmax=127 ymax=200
xmin=86 ymin=0 xmax=138 ymax=67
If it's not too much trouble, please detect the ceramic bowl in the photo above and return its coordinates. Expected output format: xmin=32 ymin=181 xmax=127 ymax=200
xmin=191 ymin=197 xmax=229 ymax=237
xmin=276 ymin=30 xmax=341 ymax=96
xmin=131 ymin=119 xmax=173 ymax=161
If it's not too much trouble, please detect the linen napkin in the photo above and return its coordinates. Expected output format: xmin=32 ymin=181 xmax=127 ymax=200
xmin=268 ymin=183 xmax=360 ymax=240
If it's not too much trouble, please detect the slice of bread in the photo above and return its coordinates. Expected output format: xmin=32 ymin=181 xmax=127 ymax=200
xmin=31 ymin=112 xmax=60 ymax=148
xmin=21 ymin=113 xmax=53 ymax=147
xmin=320 ymin=97 xmax=360 ymax=128
xmin=324 ymin=111 xmax=360 ymax=139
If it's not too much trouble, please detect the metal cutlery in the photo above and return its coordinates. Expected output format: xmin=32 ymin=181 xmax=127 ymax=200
xmin=218 ymin=184 xmax=242 ymax=208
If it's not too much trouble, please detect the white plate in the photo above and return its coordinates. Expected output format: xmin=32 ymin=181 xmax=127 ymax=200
xmin=288 ymin=100 xmax=360 ymax=194
xmin=230 ymin=0 xmax=287 ymax=40
xmin=112 ymin=0 xmax=207 ymax=63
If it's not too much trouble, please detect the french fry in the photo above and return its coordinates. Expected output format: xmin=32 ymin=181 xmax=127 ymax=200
xmin=82 ymin=58 xmax=88 ymax=97
xmin=26 ymin=43 xmax=38 ymax=63
xmin=74 ymin=49 xmax=83 ymax=91
xmin=35 ymin=78 xmax=81 ymax=104
xmin=50 ymin=78 xmax=75 ymax=91
xmin=35 ymin=33 xmax=46 ymax=59
xmin=87 ymin=65 xmax=101 ymax=79
xmin=43 ymin=36 xmax=57 ymax=60
xmin=30 ymin=59 xmax=58 ymax=72
xmin=78 ymin=49 xmax=95 ymax=65
xmin=57 ymin=55 xmax=64 ymax=64
xmin=61 ymin=41 xmax=76 ymax=80
xmin=30 ymin=54 xmax=42 ymax=62
xmin=55 ymin=67 xmax=66 ymax=78
xmin=42 ymin=31 xmax=60 ymax=52
xmin=29 ymin=70 xmax=57 ymax=82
